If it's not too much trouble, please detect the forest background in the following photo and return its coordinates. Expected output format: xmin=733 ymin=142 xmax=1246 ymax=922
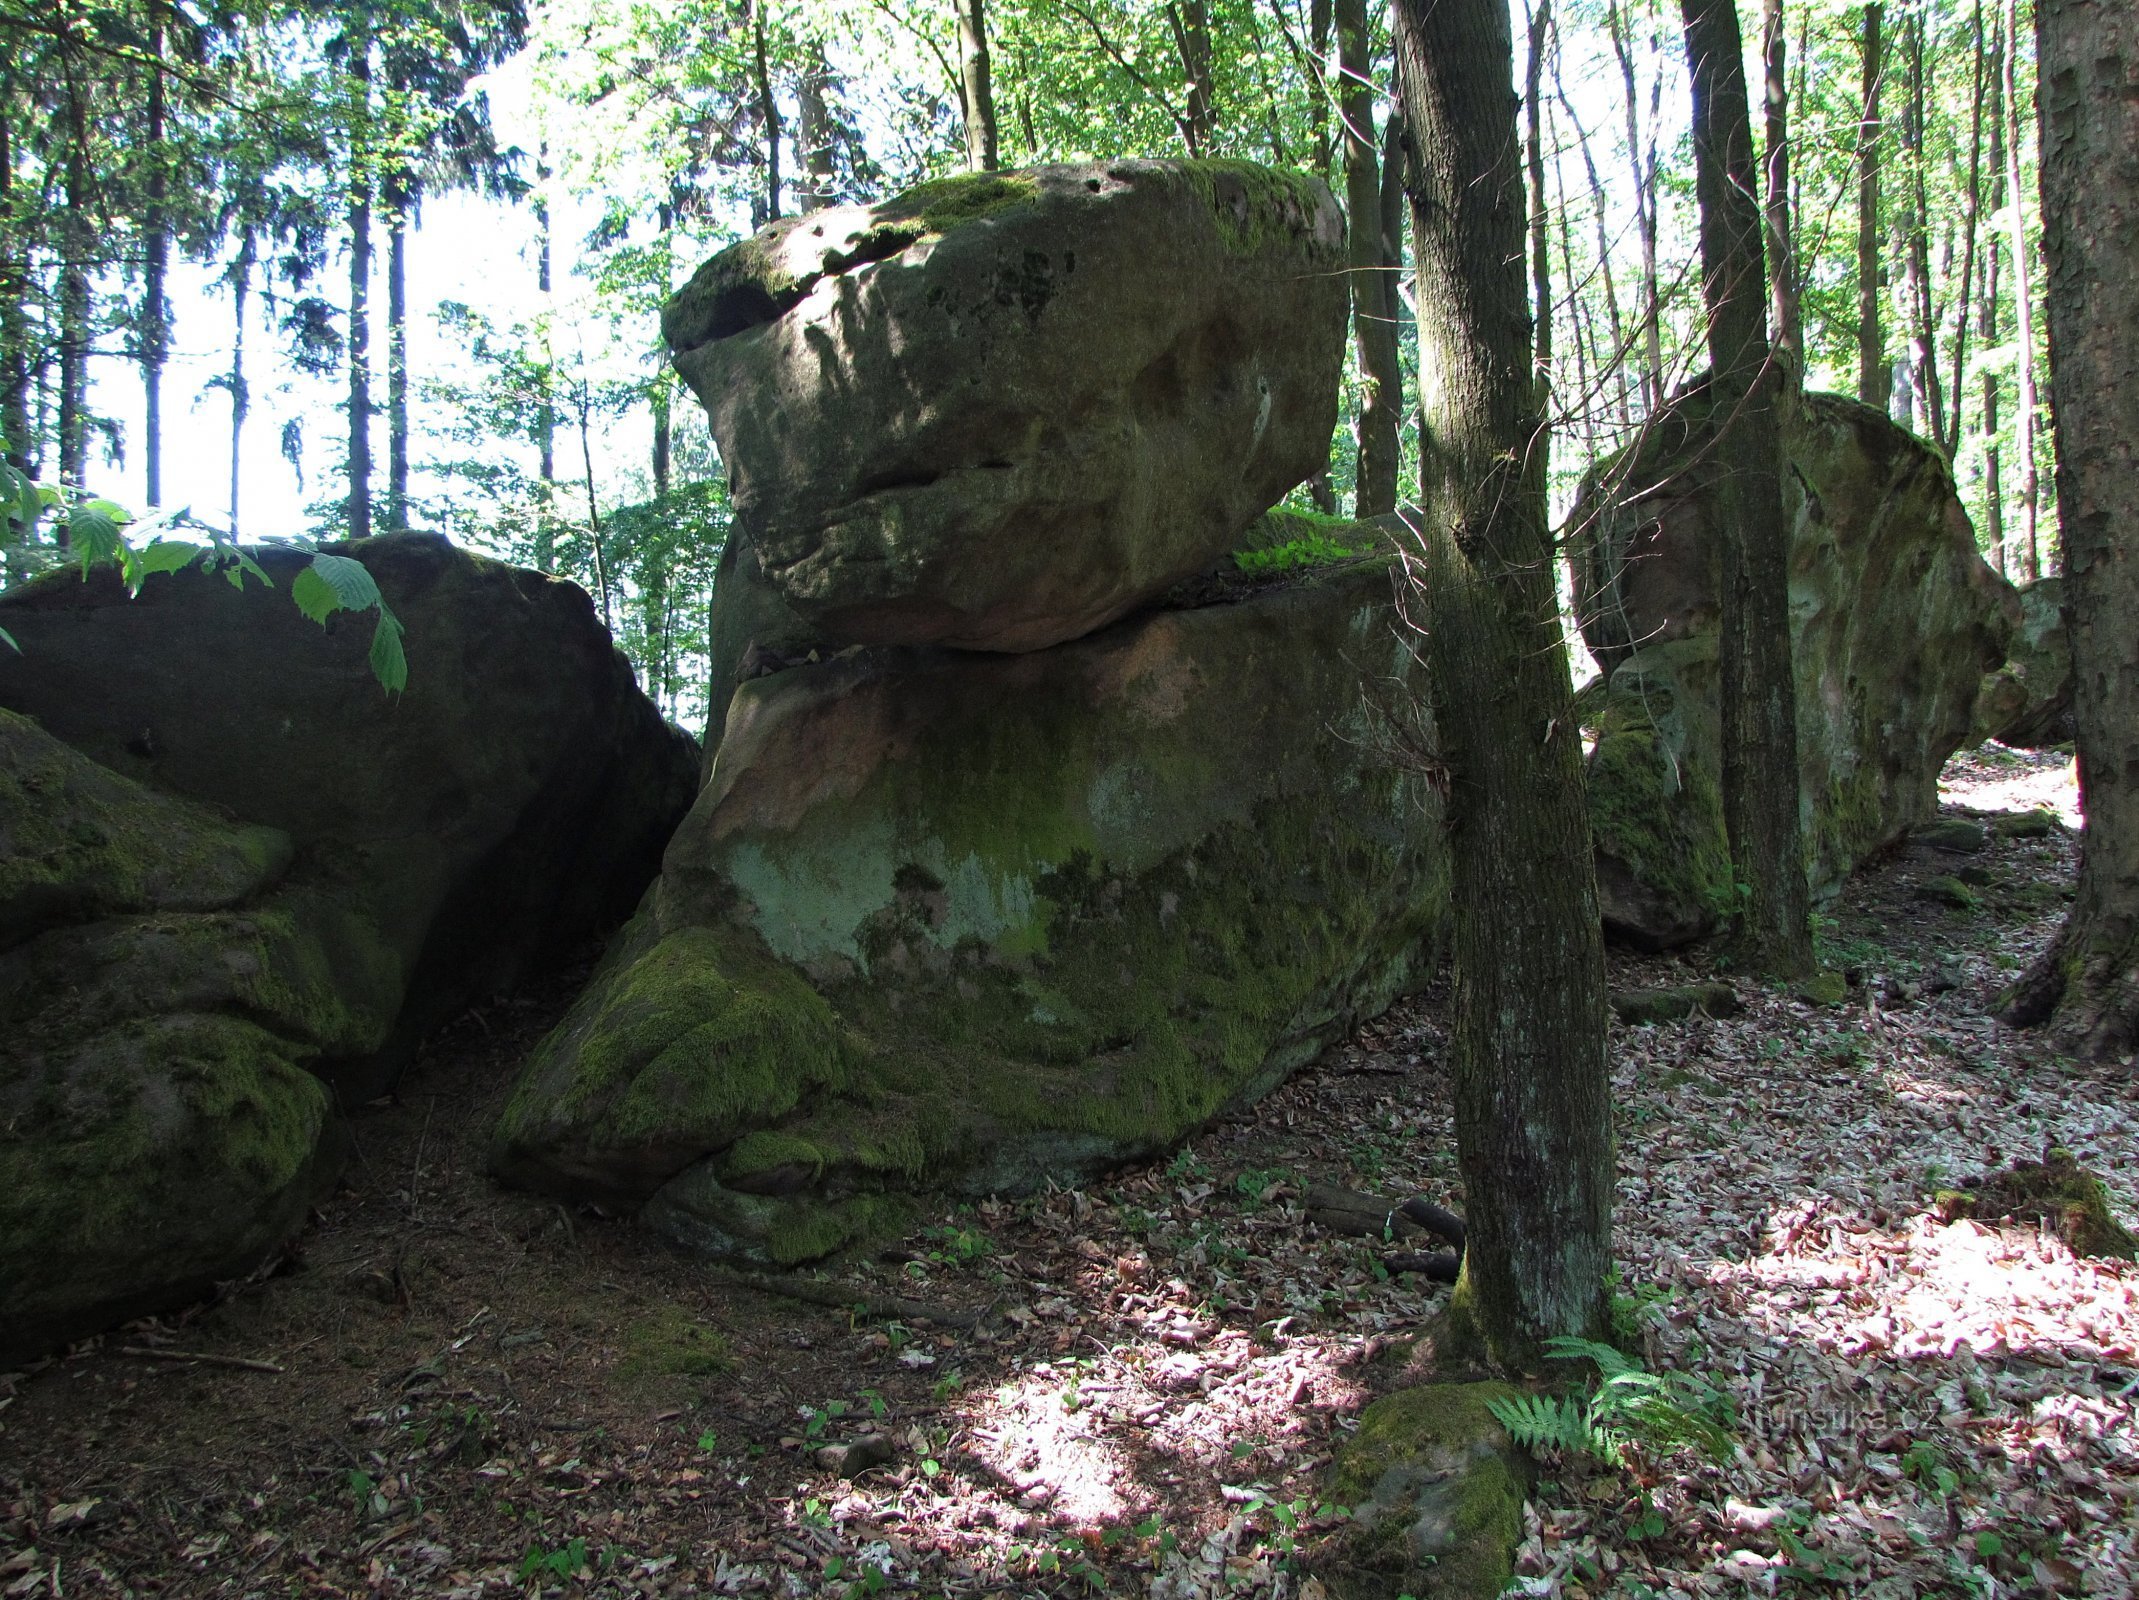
xmin=0 ymin=0 xmax=2057 ymax=732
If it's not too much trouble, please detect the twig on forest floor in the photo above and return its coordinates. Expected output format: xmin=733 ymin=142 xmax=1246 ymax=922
xmin=112 ymin=1346 xmax=284 ymax=1375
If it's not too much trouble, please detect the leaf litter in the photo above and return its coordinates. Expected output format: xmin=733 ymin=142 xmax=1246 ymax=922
xmin=1 ymin=741 xmax=2132 ymax=1597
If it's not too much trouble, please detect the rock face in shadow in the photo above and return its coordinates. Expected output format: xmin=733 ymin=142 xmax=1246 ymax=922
xmin=0 ymin=536 xmax=698 ymax=1360
xmin=664 ymin=162 xmax=1348 ymax=654
xmin=1569 ymin=388 xmax=2018 ymax=949
xmin=491 ymin=547 xmax=1448 ymax=1263
xmin=1971 ymin=576 xmax=2074 ymax=748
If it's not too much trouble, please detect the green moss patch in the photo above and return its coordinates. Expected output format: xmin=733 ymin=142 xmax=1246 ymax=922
xmin=1323 ymin=1382 xmax=1530 ymax=1600
xmin=615 ymin=1305 xmax=734 ymax=1386
xmin=1587 ymin=728 xmax=1734 ymax=919
xmin=1942 ymin=1149 xmax=2137 ymax=1261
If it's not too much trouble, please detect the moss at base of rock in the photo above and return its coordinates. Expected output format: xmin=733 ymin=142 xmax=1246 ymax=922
xmin=1587 ymin=725 xmax=1733 ymax=939
xmin=615 ymin=1305 xmax=735 ymax=1386
xmin=1946 ymin=1149 xmax=2137 ymax=1261
xmin=1323 ymin=1382 xmax=1530 ymax=1600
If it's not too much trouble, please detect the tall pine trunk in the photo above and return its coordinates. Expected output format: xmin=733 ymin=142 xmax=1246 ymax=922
xmin=1335 ymin=0 xmax=1399 ymax=517
xmin=1982 ymin=13 xmax=2006 ymax=571
xmin=535 ymin=149 xmax=557 ymax=574
xmin=0 ymin=70 xmax=30 ymax=472
xmin=1761 ymin=0 xmax=1800 ymax=382
xmin=346 ymin=33 xmax=374 ymax=542
xmin=1856 ymin=3 xmax=1888 ymax=409
xmin=385 ymin=164 xmax=411 ymax=533
xmin=2000 ymin=0 xmax=2040 ymax=578
xmin=2005 ymin=0 xmax=2139 ymax=1058
xmin=228 ymin=232 xmax=253 ymax=541
xmin=1391 ymin=0 xmax=1612 ymax=1371
xmin=143 ymin=0 xmax=169 ymax=506
xmin=752 ymin=4 xmax=782 ymax=226
xmin=956 ymin=0 xmax=998 ymax=171
xmin=58 ymin=46 xmax=92 ymax=493
xmin=1682 ymin=0 xmax=1815 ymax=977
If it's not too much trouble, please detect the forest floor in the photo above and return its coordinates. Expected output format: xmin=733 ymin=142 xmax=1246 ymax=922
xmin=4 ymin=742 xmax=2134 ymax=1600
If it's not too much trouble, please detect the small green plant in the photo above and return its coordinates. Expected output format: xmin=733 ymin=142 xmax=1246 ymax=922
xmin=921 ymin=1223 xmax=993 ymax=1265
xmin=516 ymin=1536 xmax=590 ymax=1582
xmin=1488 ymin=1337 xmax=1735 ymax=1467
xmin=1234 ymin=531 xmax=1365 ymax=578
xmin=1167 ymin=1148 xmax=1210 ymax=1182
xmin=1901 ymin=1438 xmax=1963 ymax=1498
xmin=696 ymin=1427 xmax=720 ymax=1452
xmin=344 ymin=1468 xmax=387 ymax=1520
xmin=1235 ymin=1167 xmax=1288 ymax=1208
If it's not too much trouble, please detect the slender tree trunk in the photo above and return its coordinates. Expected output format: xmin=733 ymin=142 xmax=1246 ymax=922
xmin=1336 ymin=0 xmax=1399 ymax=516
xmin=228 ymin=233 xmax=252 ymax=541
xmin=1982 ymin=13 xmax=2006 ymax=571
xmin=1946 ymin=0 xmax=1988 ymax=461
xmin=1761 ymin=0 xmax=1800 ymax=383
xmin=535 ymin=149 xmax=557 ymax=574
xmin=653 ymin=201 xmax=673 ymax=498
xmin=2000 ymin=0 xmax=2039 ymax=578
xmin=797 ymin=43 xmax=837 ymax=206
xmin=752 ymin=3 xmax=782 ymax=226
xmin=57 ymin=45 xmax=92 ymax=494
xmin=956 ymin=0 xmax=999 ymax=171
xmin=1552 ymin=70 xmax=1631 ymax=418
xmin=1307 ymin=0 xmax=1332 ymax=179
xmin=1857 ymin=3 xmax=1889 ymax=409
xmin=346 ymin=33 xmax=374 ymax=541
xmin=1525 ymin=0 xmax=1553 ymax=396
xmin=1168 ymin=0 xmax=1215 ymax=155
xmin=385 ymin=166 xmax=411 ymax=533
xmin=2004 ymin=0 xmax=2139 ymax=1059
xmin=577 ymin=395 xmax=611 ymax=630
xmin=1682 ymin=0 xmax=1816 ymax=977
xmin=1609 ymin=0 xmax=1662 ymax=411
xmin=1390 ymin=0 xmax=1612 ymax=1372
xmin=143 ymin=0 xmax=169 ymax=506
xmin=1902 ymin=13 xmax=1944 ymax=445
xmin=0 ymin=72 xmax=30 ymax=472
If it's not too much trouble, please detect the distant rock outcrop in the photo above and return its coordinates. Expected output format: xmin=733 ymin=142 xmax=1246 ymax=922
xmin=1569 ymin=388 xmax=2018 ymax=949
xmin=0 ymin=536 xmax=697 ymax=1360
xmin=1971 ymin=576 xmax=2074 ymax=748
xmin=664 ymin=161 xmax=1348 ymax=654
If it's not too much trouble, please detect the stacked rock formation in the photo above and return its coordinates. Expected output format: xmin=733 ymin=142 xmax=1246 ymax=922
xmin=491 ymin=161 xmax=1453 ymax=1262
xmin=1568 ymin=385 xmax=2020 ymax=949
xmin=0 ymin=537 xmax=699 ymax=1361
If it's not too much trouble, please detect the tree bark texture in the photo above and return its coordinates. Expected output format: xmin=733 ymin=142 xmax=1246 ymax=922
xmin=347 ymin=34 xmax=374 ymax=542
xmin=1390 ymin=0 xmax=1613 ymax=1370
xmin=1682 ymin=0 xmax=1816 ymax=976
xmin=956 ymin=0 xmax=999 ymax=172
xmin=143 ymin=0 xmax=168 ymax=506
xmin=1335 ymin=0 xmax=1399 ymax=518
xmin=2000 ymin=0 xmax=2039 ymax=577
xmin=2006 ymin=0 xmax=2139 ymax=1060
xmin=1761 ymin=0 xmax=1800 ymax=383
xmin=386 ymin=171 xmax=410 ymax=533
xmin=1857 ymin=2 xmax=1888 ymax=409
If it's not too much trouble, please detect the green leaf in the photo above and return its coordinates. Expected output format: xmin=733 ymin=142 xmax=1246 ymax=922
xmin=290 ymin=564 xmax=338 ymax=623
xmin=309 ymin=552 xmax=384 ymax=612
xmin=368 ymin=608 xmax=408 ymax=693
xmin=131 ymin=538 xmax=204 ymax=585
xmin=0 ymin=624 xmax=17 ymax=654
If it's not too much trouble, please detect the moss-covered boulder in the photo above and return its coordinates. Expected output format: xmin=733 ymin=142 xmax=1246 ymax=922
xmin=0 ymin=712 xmax=382 ymax=1361
xmin=0 ymin=535 xmax=700 ymax=1098
xmin=1971 ymin=576 xmax=2074 ymax=748
xmin=492 ymin=542 xmax=1447 ymax=1257
xmin=1320 ymin=1382 xmax=1530 ymax=1600
xmin=664 ymin=161 xmax=1348 ymax=654
xmin=1569 ymin=387 xmax=2018 ymax=947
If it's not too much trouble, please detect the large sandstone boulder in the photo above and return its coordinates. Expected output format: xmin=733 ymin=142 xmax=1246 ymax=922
xmin=0 ymin=535 xmax=700 ymax=1096
xmin=1971 ymin=576 xmax=2074 ymax=748
xmin=664 ymin=161 xmax=1348 ymax=654
xmin=0 ymin=537 xmax=698 ymax=1360
xmin=492 ymin=537 xmax=1447 ymax=1261
xmin=1569 ymin=388 xmax=2018 ymax=948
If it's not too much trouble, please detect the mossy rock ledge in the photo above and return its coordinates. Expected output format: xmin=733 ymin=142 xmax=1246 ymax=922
xmin=1319 ymin=1382 xmax=1532 ymax=1600
xmin=491 ymin=549 xmax=1449 ymax=1261
xmin=662 ymin=160 xmax=1349 ymax=654
xmin=1568 ymin=386 xmax=2019 ymax=949
xmin=0 ymin=539 xmax=699 ymax=1361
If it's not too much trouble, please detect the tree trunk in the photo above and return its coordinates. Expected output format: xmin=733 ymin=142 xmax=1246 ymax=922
xmin=1682 ymin=0 xmax=1816 ymax=977
xmin=2000 ymin=0 xmax=2039 ymax=578
xmin=536 ymin=149 xmax=556 ymax=574
xmin=797 ymin=43 xmax=838 ymax=206
xmin=1856 ymin=2 xmax=1888 ymax=409
xmin=1525 ymin=0 xmax=1552 ymax=398
xmin=653 ymin=201 xmax=673 ymax=497
xmin=58 ymin=45 xmax=92 ymax=494
xmin=228 ymin=233 xmax=253 ymax=541
xmin=1946 ymin=0 xmax=1988 ymax=462
xmin=1168 ymin=0 xmax=1215 ymax=156
xmin=143 ymin=0 xmax=169 ymax=507
xmin=1902 ymin=12 xmax=1944 ymax=446
xmin=1336 ymin=0 xmax=1399 ymax=517
xmin=1608 ymin=0 xmax=1662 ymax=412
xmin=752 ymin=3 xmax=782 ymax=226
xmin=1981 ymin=13 xmax=2005 ymax=571
xmin=2004 ymin=0 xmax=2139 ymax=1059
xmin=385 ymin=167 xmax=410 ymax=533
xmin=347 ymin=33 xmax=374 ymax=542
xmin=0 ymin=71 xmax=30 ymax=472
xmin=1307 ymin=0 xmax=1332 ymax=179
xmin=955 ymin=0 xmax=999 ymax=172
xmin=1390 ymin=0 xmax=1613 ymax=1371
xmin=1761 ymin=0 xmax=1800 ymax=384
